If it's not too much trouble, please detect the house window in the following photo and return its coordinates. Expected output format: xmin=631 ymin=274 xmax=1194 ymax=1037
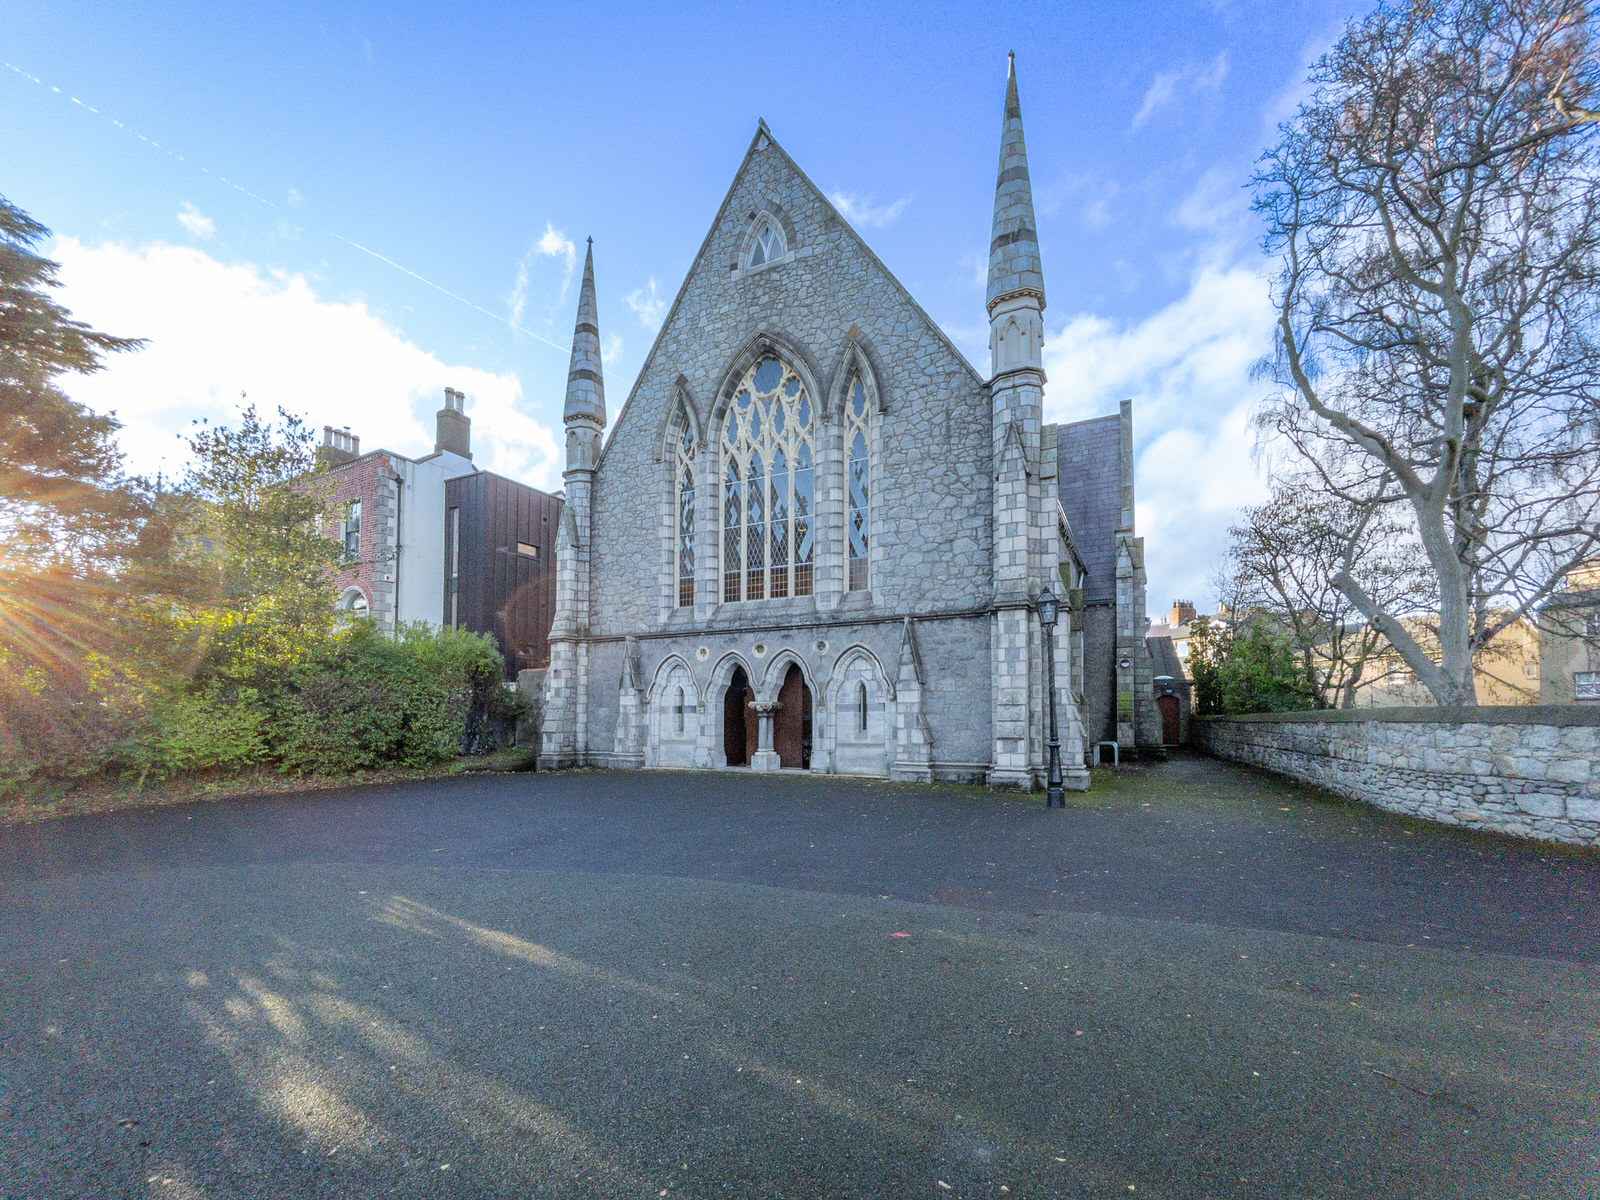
xmin=844 ymin=372 xmax=872 ymax=591
xmin=337 ymin=587 xmax=368 ymax=617
xmin=1586 ymin=613 xmax=1600 ymax=639
xmin=748 ymin=219 xmax=785 ymax=268
xmin=857 ymin=680 xmax=869 ymax=733
xmin=675 ymin=415 xmax=695 ymax=607
xmin=343 ymin=500 xmax=361 ymax=560
xmin=1576 ymin=671 xmax=1600 ymax=701
xmin=674 ymin=685 xmax=687 ymax=734
xmin=721 ymin=355 xmax=814 ymax=603
xmin=447 ymin=506 xmax=460 ymax=630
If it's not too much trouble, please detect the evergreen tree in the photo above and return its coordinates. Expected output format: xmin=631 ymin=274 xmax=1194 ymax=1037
xmin=0 ymin=194 xmax=143 ymax=567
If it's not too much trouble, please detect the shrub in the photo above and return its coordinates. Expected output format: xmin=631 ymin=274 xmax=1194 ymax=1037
xmin=271 ymin=622 xmax=505 ymax=775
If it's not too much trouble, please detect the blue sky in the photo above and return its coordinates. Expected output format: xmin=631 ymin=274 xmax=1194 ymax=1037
xmin=4 ymin=0 xmax=1367 ymax=612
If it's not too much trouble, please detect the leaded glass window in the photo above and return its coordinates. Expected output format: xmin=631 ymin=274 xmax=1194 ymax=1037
xmin=845 ymin=373 xmax=872 ymax=591
xmin=722 ymin=355 xmax=815 ymax=603
xmin=748 ymin=219 xmax=784 ymax=268
xmin=674 ymin=415 xmax=695 ymax=607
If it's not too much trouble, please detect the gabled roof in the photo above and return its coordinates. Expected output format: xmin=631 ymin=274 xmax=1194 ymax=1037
xmin=596 ymin=121 xmax=987 ymax=470
xmin=1055 ymin=414 xmax=1123 ymax=603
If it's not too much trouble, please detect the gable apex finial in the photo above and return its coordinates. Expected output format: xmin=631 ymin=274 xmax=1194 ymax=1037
xmin=1008 ymin=50 xmax=1015 ymax=77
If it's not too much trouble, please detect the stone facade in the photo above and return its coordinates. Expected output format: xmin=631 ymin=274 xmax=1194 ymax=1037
xmin=1195 ymin=708 xmax=1600 ymax=847
xmin=539 ymin=59 xmax=1156 ymax=784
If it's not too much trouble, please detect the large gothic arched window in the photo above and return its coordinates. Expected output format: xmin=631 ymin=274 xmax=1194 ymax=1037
xmin=844 ymin=372 xmax=873 ymax=591
xmin=673 ymin=412 xmax=695 ymax=607
xmin=722 ymin=355 xmax=814 ymax=603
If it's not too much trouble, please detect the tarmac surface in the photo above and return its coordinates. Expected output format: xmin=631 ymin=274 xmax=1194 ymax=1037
xmin=1 ymin=755 xmax=1597 ymax=1199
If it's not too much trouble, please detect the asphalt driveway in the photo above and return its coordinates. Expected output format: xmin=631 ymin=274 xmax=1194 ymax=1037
xmin=1 ymin=756 xmax=1596 ymax=1198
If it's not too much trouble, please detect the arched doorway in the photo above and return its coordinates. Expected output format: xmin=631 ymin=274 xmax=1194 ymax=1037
xmin=723 ymin=666 xmax=757 ymax=766
xmin=1158 ymin=694 xmax=1181 ymax=746
xmin=774 ymin=664 xmax=812 ymax=769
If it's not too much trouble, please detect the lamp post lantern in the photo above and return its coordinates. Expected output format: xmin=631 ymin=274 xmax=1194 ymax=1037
xmin=1036 ymin=584 xmax=1065 ymax=808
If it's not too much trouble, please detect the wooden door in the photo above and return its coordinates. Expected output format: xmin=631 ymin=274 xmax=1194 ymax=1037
xmin=1158 ymin=694 xmax=1181 ymax=746
xmin=774 ymin=665 xmax=810 ymax=769
xmin=724 ymin=667 xmax=752 ymax=765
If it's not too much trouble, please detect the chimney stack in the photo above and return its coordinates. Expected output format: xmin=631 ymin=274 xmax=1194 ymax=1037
xmin=436 ymin=387 xmax=471 ymax=459
xmin=1170 ymin=599 xmax=1196 ymax=626
xmin=317 ymin=425 xmax=361 ymax=468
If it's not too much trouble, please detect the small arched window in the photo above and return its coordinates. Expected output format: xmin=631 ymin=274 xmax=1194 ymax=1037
xmin=856 ymin=680 xmax=869 ymax=733
xmin=674 ymin=685 xmax=687 ymax=734
xmin=674 ymin=412 xmax=695 ymax=607
xmin=337 ymin=587 xmax=369 ymax=618
xmin=748 ymin=219 xmax=785 ymax=268
xmin=722 ymin=355 xmax=815 ymax=603
xmin=844 ymin=372 xmax=873 ymax=591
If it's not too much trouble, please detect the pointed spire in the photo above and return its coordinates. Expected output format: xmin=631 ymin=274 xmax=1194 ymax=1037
xmin=564 ymin=238 xmax=605 ymax=430
xmin=987 ymin=53 xmax=1045 ymax=313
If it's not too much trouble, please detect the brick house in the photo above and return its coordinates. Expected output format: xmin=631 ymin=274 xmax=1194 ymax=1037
xmin=320 ymin=389 xmax=562 ymax=677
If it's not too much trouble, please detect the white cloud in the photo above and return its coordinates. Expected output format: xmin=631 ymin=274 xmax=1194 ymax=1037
xmin=1132 ymin=52 xmax=1229 ymax=131
xmin=1044 ymin=258 xmax=1274 ymax=608
xmin=830 ymin=192 xmax=911 ymax=229
xmin=1170 ymin=162 xmax=1259 ymax=254
xmin=177 ymin=203 xmax=214 ymax=240
xmin=507 ymin=222 xmax=577 ymax=329
xmin=624 ymin=278 xmax=667 ymax=331
xmin=52 ymin=238 xmax=561 ymax=489
xmin=600 ymin=333 xmax=623 ymax=365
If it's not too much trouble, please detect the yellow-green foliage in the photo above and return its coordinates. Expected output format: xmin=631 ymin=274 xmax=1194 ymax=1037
xmin=147 ymin=688 xmax=270 ymax=774
xmin=0 ymin=402 xmax=510 ymax=797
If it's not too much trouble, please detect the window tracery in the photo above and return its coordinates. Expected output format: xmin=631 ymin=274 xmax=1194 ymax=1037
xmin=673 ymin=412 xmax=695 ymax=607
xmin=844 ymin=372 xmax=872 ymax=591
xmin=722 ymin=355 xmax=814 ymax=603
xmin=748 ymin=219 xmax=785 ymax=268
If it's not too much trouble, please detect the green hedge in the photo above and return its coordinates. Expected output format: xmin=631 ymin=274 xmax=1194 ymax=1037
xmin=0 ymin=621 xmax=515 ymax=796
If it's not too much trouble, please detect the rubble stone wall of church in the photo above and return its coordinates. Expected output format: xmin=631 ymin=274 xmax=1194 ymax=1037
xmin=580 ymin=613 xmax=992 ymax=778
xmin=1195 ymin=709 xmax=1600 ymax=847
xmin=1079 ymin=603 xmax=1117 ymax=748
xmin=586 ymin=138 xmax=994 ymax=640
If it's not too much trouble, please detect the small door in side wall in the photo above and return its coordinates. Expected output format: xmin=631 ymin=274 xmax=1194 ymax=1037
xmin=1158 ymin=693 xmax=1181 ymax=746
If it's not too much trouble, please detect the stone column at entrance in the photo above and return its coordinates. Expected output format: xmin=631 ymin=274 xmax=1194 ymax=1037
xmin=751 ymin=702 xmax=781 ymax=773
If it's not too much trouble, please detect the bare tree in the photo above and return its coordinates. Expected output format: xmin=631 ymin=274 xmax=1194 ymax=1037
xmin=1220 ymin=480 xmax=1434 ymax=708
xmin=1255 ymin=0 xmax=1600 ymax=705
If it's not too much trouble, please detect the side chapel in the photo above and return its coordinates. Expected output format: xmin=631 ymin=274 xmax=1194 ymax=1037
xmin=540 ymin=57 xmax=1160 ymax=785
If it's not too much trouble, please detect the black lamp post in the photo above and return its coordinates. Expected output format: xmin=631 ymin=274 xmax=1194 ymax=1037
xmin=1037 ymin=584 xmax=1065 ymax=808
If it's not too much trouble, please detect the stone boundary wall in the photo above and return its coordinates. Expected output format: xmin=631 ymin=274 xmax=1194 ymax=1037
xmin=1193 ymin=707 xmax=1600 ymax=847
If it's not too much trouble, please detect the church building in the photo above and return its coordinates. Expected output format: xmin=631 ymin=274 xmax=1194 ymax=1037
xmin=540 ymin=57 xmax=1159 ymax=785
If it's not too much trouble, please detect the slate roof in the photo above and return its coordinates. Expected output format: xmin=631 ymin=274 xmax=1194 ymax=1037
xmin=1054 ymin=414 xmax=1123 ymax=603
xmin=1147 ymin=634 xmax=1186 ymax=683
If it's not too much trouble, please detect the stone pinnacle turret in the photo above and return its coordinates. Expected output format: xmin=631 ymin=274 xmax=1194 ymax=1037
xmin=986 ymin=52 xmax=1045 ymax=314
xmin=564 ymin=238 xmax=605 ymax=434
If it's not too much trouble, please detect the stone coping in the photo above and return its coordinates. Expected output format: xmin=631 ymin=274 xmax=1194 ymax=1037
xmin=1198 ymin=705 xmax=1600 ymax=727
